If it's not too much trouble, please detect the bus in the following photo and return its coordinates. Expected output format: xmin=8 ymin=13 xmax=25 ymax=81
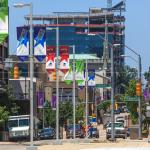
xmin=8 ymin=115 xmax=30 ymax=140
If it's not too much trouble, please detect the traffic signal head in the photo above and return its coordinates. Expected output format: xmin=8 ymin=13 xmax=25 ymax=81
xmin=52 ymin=71 xmax=56 ymax=80
xmin=136 ymin=82 xmax=142 ymax=96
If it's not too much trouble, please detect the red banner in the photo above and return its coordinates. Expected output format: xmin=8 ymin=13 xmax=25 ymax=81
xmin=46 ymin=46 xmax=56 ymax=73
xmin=60 ymin=46 xmax=69 ymax=73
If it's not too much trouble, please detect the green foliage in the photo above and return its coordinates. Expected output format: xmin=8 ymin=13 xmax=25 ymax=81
xmin=43 ymin=99 xmax=85 ymax=128
xmin=116 ymin=65 xmax=138 ymax=94
xmin=124 ymin=80 xmax=138 ymax=124
xmin=97 ymin=100 xmax=111 ymax=112
xmin=0 ymin=0 xmax=8 ymax=21
xmin=0 ymin=106 xmax=9 ymax=124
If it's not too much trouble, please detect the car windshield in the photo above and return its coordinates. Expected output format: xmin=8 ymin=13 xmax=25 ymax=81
xmin=8 ymin=120 xmax=18 ymax=128
xmin=19 ymin=119 xmax=29 ymax=127
xmin=108 ymin=123 xmax=124 ymax=128
xmin=68 ymin=125 xmax=80 ymax=130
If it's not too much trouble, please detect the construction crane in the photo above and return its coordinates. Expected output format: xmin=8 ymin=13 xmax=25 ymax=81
xmin=107 ymin=0 xmax=112 ymax=8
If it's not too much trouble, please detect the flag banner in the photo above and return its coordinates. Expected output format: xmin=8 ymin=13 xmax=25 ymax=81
xmin=75 ymin=60 xmax=85 ymax=84
xmin=78 ymin=69 xmax=95 ymax=87
xmin=34 ymin=27 xmax=46 ymax=61
xmin=144 ymin=88 xmax=150 ymax=101
xmin=46 ymin=46 xmax=56 ymax=73
xmin=51 ymin=95 xmax=56 ymax=109
xmin=64 ymin=60 xmax=85 ymax=84
xmin=0 ymin=0 xmax=8 ymax=43
xmin=16 ymin=26 xmax=29 ymax=61
xmin=60 ymin=46 xmax=69 ymax=73
xmin=88 ymin=69 xmax=95 ymax=86
xmin=37 ymin=91 xmax=44 ymax=108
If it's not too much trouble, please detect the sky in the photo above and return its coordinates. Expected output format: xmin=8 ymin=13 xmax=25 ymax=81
xmin=8 ymin=0 xmax=150 ymax=74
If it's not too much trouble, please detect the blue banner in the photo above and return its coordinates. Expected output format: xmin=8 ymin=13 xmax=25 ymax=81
xmin=34 ymin=27 xmax=46 ymax=61
xmin=16 ymin=26 xmax=29 ymax=61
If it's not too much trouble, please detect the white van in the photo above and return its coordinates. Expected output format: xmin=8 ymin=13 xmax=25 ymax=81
xmin=8 ymin=115 xmax=30 ymax=140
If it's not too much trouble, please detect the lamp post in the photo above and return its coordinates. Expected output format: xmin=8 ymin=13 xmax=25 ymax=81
xmin=72 ymin=45 xmax=76 ymax=140
xmin=88 ymin=33 xmax=117 ymax=141
xmin=121 ymin=48 xmax=142 ymax=140
xmin=47 ymin=27 xmax=60 ymax=143
xmin=14 ymin=3 xmax=37 ymax=150
xmin=85 ymin=59 xmax=88 ymax=140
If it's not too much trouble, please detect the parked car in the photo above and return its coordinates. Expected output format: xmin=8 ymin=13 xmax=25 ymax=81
xmin=106 ymin=122 xmax=126 ymax=139
xmin=66 ymin=124 xmax=85 ymax=139
xmin=38 ymin=127 xmax=55 ymax=140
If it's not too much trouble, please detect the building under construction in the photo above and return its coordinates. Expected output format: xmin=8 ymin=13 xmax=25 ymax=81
xmin=24 ymin=1 xmax=126 ymax=102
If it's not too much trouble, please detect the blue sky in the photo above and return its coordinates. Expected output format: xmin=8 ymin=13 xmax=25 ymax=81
xmin=9 ymin=0 xmax=150 ymax=74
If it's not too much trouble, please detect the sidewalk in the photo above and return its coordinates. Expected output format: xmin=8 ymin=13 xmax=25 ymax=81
xmin=38 ymin=140 xmax=150 ymax=150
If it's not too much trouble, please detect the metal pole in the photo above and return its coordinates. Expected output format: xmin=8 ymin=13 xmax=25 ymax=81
xmin=138 ymin=55 xmax=142 ymax=140
xmin=29 ymin=3 xmax=34 ymax=147
xmin=43 ymin=107 xmax=44 ymax=128
xmin=72 ymin=45 xmax=76 ymax=139
xmin=85 ymin=59 xmax=88 ymax=139
xmin=56 ymin=27 xmax=59 ymax=142
xmin=110 ymin=46 xmax=115 ymax=141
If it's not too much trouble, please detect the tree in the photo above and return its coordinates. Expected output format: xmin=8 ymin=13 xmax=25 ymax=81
xmin=144 ymin=67 xmax=150 ymax=82
xmin=43 ymin=99 xmax=85 ymax=128
xmin=123 ymin=80 xmax=138 ymax=124
xmin=0 ymin=106 xmax=9 ymax=131
xmin=116 ymin=65 xmax=138 ymax=94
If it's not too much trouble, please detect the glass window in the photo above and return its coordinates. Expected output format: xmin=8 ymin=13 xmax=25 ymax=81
xmin=8 ymin=120 xmax=18 ymax=128
xmin=19 ymin=119 xmax=29 ymax=126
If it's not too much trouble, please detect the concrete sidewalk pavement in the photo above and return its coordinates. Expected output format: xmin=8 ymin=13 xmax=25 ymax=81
xmin=38 ymin=140 xmax=150 ymax=150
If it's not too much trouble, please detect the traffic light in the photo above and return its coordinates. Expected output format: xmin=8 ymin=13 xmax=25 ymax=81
xmin=136 ymin=82 xmax=142 ymax=96
xmin=14 ymin=64 xmax=19 ymax=79
xmin=52 ymin=70 xmax=56 ymax=80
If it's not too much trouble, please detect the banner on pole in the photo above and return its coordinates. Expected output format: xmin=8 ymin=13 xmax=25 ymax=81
xmin=51 ymin=95 xmax=56 ymax=109
xmin=59 ymin=46 xmax=69 ymax=73
xmin=64 ymin=60 xmax=85 ymax=84
xmin=37 ymin=91 xmax=44 ymax=108
xmin=78 ymin=69 xmax=95 ymax=87
xmin=34 ymin=27 xmax=46 ymax=61
xmin=46 ymin=46 xmax=56 ymax=73
xmin=16 ymin=26 xmax=29 ymax=61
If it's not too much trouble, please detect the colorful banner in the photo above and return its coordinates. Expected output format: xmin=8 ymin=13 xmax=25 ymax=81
xmin=59 ymin=46 xmax=69 ymax=73
xmin=64 ymin=60 xmax=85 ymax=85
xmin=144 ymin=88 xmax=150 ymax=101
xmin=51 ymin=95 xmax=56 ymax=109
xmin=34 ymin=27 xmax=46 ymax=61
xmin=0 ymin=0 xmax=8 ymax=44
xmin=37 ymin=91 xmax=45 ymax=108
xmin=16 ymin=26 xmax=29 ymax=61
xmin=78 ymin=69 xmax=95 ymax=87
xmin=46 ymin=46 xmax=56 ymax=73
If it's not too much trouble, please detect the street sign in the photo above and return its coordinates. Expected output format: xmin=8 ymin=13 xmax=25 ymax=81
xmin=96 ymin=84 xmax=111 ymax=88
xmin=125 ymin=96 xmax=138 ymax=101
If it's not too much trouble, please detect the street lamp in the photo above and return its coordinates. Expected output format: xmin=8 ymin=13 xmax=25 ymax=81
xmin=120 ymin=49 xmax=142 ymax=140
xmin=14 ymin=3 xmax=37 ymax=150
xmin=47 ymin=27 xmax=60 ymax=143
xmin=88 ymin=33 xmax=117 ymax=141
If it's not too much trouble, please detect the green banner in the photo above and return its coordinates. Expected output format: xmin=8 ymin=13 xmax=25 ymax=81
xmin=64 ymin=60 xmax=85 ymax=85
xmin=0 ymin=0 xmax=8 ymax=43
